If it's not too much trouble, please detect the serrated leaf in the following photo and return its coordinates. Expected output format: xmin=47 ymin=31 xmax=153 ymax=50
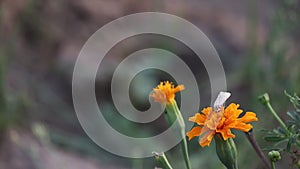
xmin=287 ymin=111 xmax=300 ymax=122
xmin=274 ymin=127 xmax=288 ymax=135
xmin=264 ymin=135 xmax=287 ymax=142
xmin=260 ymin=128 xmax=271 ymax=132
xmin=285 ymin=91 xmax=300 ymax=112
xmin=274 ymin=139 xmax=289 ymax=147
xmin=286 ymin=137 xmax=297 ymax=151
xmin=288 ymin=124 xmax=298 ymax=134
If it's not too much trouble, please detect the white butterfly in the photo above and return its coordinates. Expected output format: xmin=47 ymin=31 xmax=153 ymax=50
xmin=213 ymin=91 xmax=231 ymax=112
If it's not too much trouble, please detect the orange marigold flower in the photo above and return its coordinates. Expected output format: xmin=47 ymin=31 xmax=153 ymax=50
xmin=187 ymin=103 xmax=258 ymax=147
xmin=151 ymin=81 xmax=185 ymax=104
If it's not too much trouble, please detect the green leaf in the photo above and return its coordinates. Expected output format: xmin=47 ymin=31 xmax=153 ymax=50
xmin=273 ymin=127 xmax=289 ymax=136
xmin=264 ymin=135 xmax=287 ymax=142
xmin=285 ymin=91 xmax=300 ymax=112
xmin=287 ymin=111 xmax=300 ymax=122
xmin=261 ymin=127 xmax=287 ymax=135
xmin=288 ymin=124 xmax=298 ymax=134
xmin=286 ymin=137 xmax=297 ymax=152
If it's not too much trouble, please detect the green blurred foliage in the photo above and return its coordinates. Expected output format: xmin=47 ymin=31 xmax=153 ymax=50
xmin=243 ymin=0 xmax=300 ymax=111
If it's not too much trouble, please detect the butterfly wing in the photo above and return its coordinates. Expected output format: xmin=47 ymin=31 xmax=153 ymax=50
xmin=213 ymin=91 xmax=231 ymax=109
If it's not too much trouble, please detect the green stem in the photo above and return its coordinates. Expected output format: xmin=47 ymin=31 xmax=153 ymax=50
xmin=265 ymin=102 xmax=289 ymax=134
xmin=153 ymin=152 xmax=173 ymax=169
xmin=270 ymin=161 xmax=276 ymax=169
xmin=180 ymin=129 xmax=191 ymax=169
xmin=166 ymin=101 xmax=191 ymax=169
xmin=259 ymin=93 xmax=290 ymax=134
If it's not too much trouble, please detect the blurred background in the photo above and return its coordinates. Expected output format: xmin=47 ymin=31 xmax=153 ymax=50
xmin=0 ymin=0 xmax=299 ymax=168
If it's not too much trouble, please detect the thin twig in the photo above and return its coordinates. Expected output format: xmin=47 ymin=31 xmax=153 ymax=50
xmin=245 ymin=131 xmax=272 ymax=169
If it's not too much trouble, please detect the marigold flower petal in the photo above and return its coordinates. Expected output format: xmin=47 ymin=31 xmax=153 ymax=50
xmin=216 ymin=128 xmax=235 ymax=140
xmin=199 ymin=130 xmax=215 ymax=147
xmin=186 ymin=126 xmax=202 ymax=140
xmin=224 ymin=103 xmax=243 ymax=119
xmin=188 ymin=113 xmax=206 ymax=125
xmin=237 ymin=112 xmax=258 ymax=123
xmin=201 ymin=107 xmax=212 ymax=115
xmin=231 ymin=123 xmax=253 ymax=132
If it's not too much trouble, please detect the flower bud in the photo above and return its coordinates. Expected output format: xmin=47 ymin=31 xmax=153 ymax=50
xmin=153 ymin=152 xmax=173 ymax=169
xmin=258 ymin=93 xmax=270 ymax=105
xmin=215 ymin=133 xmax=238 ymax=169
xmin=268 ymin=150 xmax=281 ymax=162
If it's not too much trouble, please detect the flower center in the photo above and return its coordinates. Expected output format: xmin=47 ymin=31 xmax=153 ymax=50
xmin=204 ymin=109 xmax=224 ymax=130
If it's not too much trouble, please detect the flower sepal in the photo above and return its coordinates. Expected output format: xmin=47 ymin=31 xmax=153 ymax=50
xmin=215 ymin=133 xmax=238 ymax=169
xmin=165 ymin=100 xmax=185 ymax=129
